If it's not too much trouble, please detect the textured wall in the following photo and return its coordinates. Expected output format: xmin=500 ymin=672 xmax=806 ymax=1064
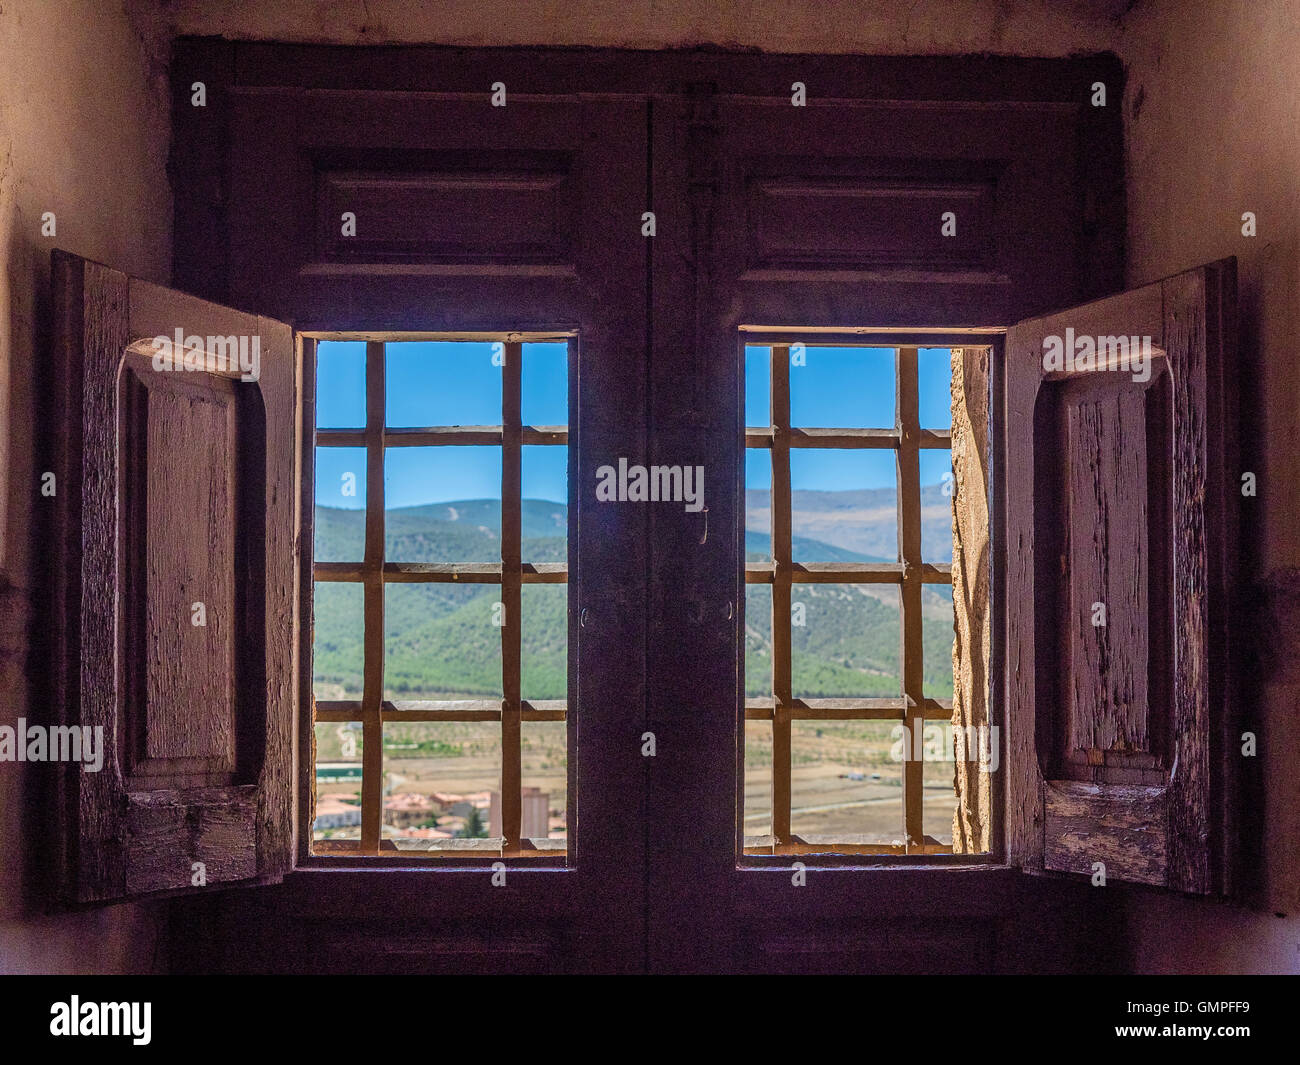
xmin=166 ymin=0 xmax=1124 ymax=54
xmin=1118 ymin=0 xmax=1300 ymax=972
xmin=3 ymin=0 xmax=1293 ymax=974
xmin=0 ymin=0 xmax=171 ymax=972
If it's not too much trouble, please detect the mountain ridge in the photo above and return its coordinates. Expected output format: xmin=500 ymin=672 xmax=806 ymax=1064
xmin=313 ymin=490 xmax=956 ymax=702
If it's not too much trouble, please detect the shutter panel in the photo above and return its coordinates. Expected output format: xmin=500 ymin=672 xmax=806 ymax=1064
xmin=52 ymin=251 xmax=298 ymax=903
xmin=1004 ymin=259 xmax=1237 ymax=894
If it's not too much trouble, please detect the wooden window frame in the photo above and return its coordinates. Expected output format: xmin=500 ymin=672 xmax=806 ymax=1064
xmin=302 ymin=331 xmax=574 ymax=862
xmin=741 ymin=330 xmax=996 ymax=860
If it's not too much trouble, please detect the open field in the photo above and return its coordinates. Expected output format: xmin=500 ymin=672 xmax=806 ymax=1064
xmin=744 ymin=720 xmax=959 ymax=844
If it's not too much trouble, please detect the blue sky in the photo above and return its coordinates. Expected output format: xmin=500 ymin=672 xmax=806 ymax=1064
xmin=315 ymin=341 xmax=568 ymax=508
xmin=745 ymin=345 xmax=951 ymax=493
xmin=315 ymin=341 xmax=951 ymax=508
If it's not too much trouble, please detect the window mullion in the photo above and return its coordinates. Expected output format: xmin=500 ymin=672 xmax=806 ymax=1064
xmin=896 ymin=346 xmax=925 ymax=850
xmin=501 ymin=342 xmax=524 ymax=850
xmin=770 ymin=344 xmax=793 ymax=845
xmin=361 ymin=340 xmax=386 ymax=855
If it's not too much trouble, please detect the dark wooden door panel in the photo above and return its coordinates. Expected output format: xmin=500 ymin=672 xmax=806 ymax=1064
xmin=172 ymin=80 xmax=651 ymax=971
xmin=647 ymin=59 xmax=1123 ymax=970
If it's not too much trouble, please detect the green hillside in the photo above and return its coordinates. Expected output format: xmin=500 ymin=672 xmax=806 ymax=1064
xmin=743 ymin=583 xmax=954 ymax=699
xmin=313 ymin=496 xmax=955 ymax=702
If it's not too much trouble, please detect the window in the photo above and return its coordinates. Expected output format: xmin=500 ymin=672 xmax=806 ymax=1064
xmin=309 ymin=336 xmax=572 ymax=857
xmin=57 ymin=52 xmax=1234 ymax=972
xmin=743 ymin=337 xmax=982 ymax=855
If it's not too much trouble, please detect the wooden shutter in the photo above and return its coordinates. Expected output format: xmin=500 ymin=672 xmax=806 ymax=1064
xmin=1003 ymin=258 xmax=1238 ymax=894
xmin=52 ymin=250 xmax=298 ymax=903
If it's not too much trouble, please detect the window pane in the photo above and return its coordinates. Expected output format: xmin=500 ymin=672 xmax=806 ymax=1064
xmin=790 ymin=346 xmax=894 ymax=428
xmin=522 ymin=341 xmax=567 ymax=425
xmin=314 ymin=446 xmax=367 ymax=561
xmin=920 ymin=447 xmax=953 ymax=563
xmin=918 ymin=347 xmax=953 ymax=430
xmin=790 ymin=449 xmax=898 ymax=562
xmin=310 ymin=333 xmax=578 ymax=861
xmin=745 ymin=448 xmax=772 ymax=562
xmin=384 ymin=583 xmax=503 ymax=700
xmin=522 ymin=720 xmax=567 ymax=841
xmin=386 ymin=341 xmax=502 ymax=427
xmin=922 ymin=723 xmax=957 ymax=847
xmin=922 ymin=591 xmax=955 ymax=701
xmin=791 ymin=584 xmax=901 ymax=699
xmin=521 ymin=583 xmax=567 ymax=700
xmin=743 ymin=718 xmax=773 ymax=842
xmin=383 ymin=721 xmax=500 ymax=849
xmin=789 ymin=720 xmax=903 ymax=845
xmin=744 ymin=583 xmax=773 ymax=699
xmin=313 ymin=582 xmax=364 ymax=701
xmin=522 ymin=445 xmax=567 ymax=563
xmin=315 ymin=341 xmax=366 ymax=428
xmin=313 ymin=721 xmax=363 ymax=842
xmin=385 ymin=446 xmax=501 ymax=562
xmin=745 ymin=345 xmax=770 ymax=427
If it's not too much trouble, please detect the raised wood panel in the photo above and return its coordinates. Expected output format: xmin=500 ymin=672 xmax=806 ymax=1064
xmin=745 ymin=176 xmax=995 ymax=273
xmin=228 ymin=89 xmax=592 ymax=325
xmin=749 ymin=922 xmax=994 ymax=974
xmin=1032 ymin=371 xmax=1172 ymax=784
xmin=1043 ymin=781 xmax=1166 ymax=886
xmin=126 ymin=790 xmax=258 ymax=895
xmin=715 ymin=99 xmax=1087 ymax=331
xmin=1064 ymin=386 xmax=1151 ymax=758
xmin=122 ymin=361 xmax=240 ymax=782
xmin=312 ymin=165 xmax=574 ymax=266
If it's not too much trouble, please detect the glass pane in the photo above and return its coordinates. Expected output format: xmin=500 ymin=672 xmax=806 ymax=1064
xmin=522 ymin=341 xmax=567 ymax=425
xmin=314 ymin=446 xmax=367 ymax=561
xmin=385 ymin=341 xmax=502 ymax=427
xmin=745 ymin=448 xmax=772 ymax=562
xmin=791 ymin=584 xmax=901 ymax=699
xmin=790 ymin=346 xmax=894 ymax=429
xmin=315 ymin=341 xmax=366 ymax=428
xmin=743 ymin=718 xmax=773 ymax=842
xmin=918 ymin=347 xmax=953 ymax=431
xmin=923 ymin=593 xmax=955 ymax=701
xmin=313 ymin=721 xmax=363 ymax=842
xmin=920 ymin=447 xmax=954 ymax=563
xmin=745 ymin=345 xmax=770 ymax=428
xmin=383 ymin=721 xmax=500 ymax=849
xmin=789 ymin=720 xmax=903 ymax=845
xmin=313 ymin=582 xmax=364 ymax=701
xmin=522 ymin=445 xmax=567 ymax=563
xmin=920 ymin=444 xmax=956 ymax=626
xmin=384 ymin=583 xmax=503 ymax=701
xmin=521 ymin=720 xmax=567 ymax=841
xmin=744 ymin=583 xmax=773 ymax=699
xmin=923 ymin=723 xmax=958 ymax=847
xmin=521 ymin=583 xmax=567 ymax=701
xmin=385 ymin=446 xmax=501 ymax=562
xmin=790 ymin=449 xmax=898 ymax=562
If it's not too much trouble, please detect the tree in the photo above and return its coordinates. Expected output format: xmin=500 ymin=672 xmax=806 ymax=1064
xmin=461 ymin=805 xmax=487 ymax=838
